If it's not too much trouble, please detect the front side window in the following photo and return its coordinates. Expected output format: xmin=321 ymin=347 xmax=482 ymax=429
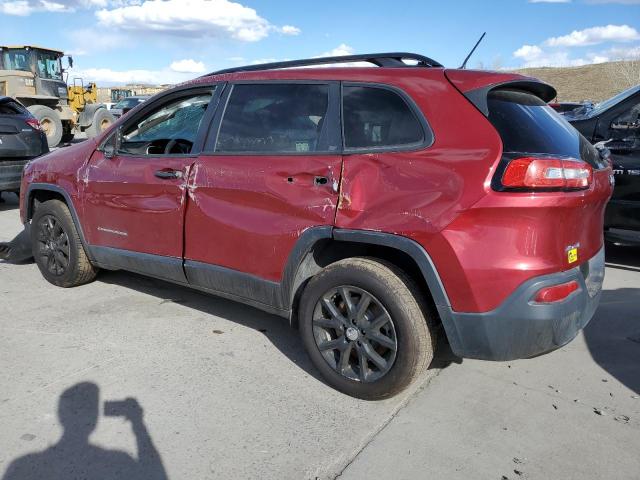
xmin=119 ymin=91 xmax=212 ymax=155
xmin=216 ymin=84 xmax=329 ymax=153
xmin=342 ymin=86 xmax=424 ymax=149
xmin=2 ymin=49 xmax=31 ymax=72
xmin=36 ymin=51 xmax=62 ymax=80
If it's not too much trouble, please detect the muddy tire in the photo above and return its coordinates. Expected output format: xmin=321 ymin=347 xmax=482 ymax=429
xmin=299 ymin=257 xmax=435 ymax=400
xmin=27 ymin=105 xmax=62 ymax=148
xmin=86 ymin=108 xmax=115 ymax=139
xmin=31 ymin=199 xmax=98 ymax=287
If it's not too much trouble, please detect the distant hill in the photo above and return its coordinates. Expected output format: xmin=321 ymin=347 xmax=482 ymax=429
xmin=513 ymin=60 xmax=639 ymax=103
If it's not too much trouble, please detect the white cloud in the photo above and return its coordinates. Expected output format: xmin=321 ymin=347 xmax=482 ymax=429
xmin=95 ymin=0 xmax=298 ymax=42
xmin=0 ymin=0 xmax=35 ymax=15
xmin=69 ymin=65 xmax=194 ymax=85
xmin=0 ymin=0 xmax=108 ymax=14
xmin=319 ymin=43 xmax=355 ymax=57
xmin=513 ymin=45 xmax=544 ymax=60
xmin=279 ymin=25 xmax=301 ymax=36
xmin=170 ymin=58 xmax=206 ymax=73
xmin=545 ymin=24 xmax=640 ymax=47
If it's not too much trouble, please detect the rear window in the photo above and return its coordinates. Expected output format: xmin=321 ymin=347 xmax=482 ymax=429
xmin=0 ymin=100 xmax=26 ymax=115
xmin=487 ymin=89 xmax=601 ymax=167
xmin=342 ymin=86 xmax=425 ymax=149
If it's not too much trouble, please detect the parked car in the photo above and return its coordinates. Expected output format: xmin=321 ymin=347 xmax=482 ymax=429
xmin=109 ymin=96 xmax=150 ymax=119
xmin=0 ymin=96 xmax=48 ymax=196
xmin=549 ymin=101 xmax=593 ymax=115
xmin=18 ymin=52 xmax=612 ymax=399
xmin=566 ymin=85 xmax=640 ymax=245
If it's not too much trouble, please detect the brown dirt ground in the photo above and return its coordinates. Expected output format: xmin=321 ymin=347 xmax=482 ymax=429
xmin=513 ymin=60 xmax=639 ymax=103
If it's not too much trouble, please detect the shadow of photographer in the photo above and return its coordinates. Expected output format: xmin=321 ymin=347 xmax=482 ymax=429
xmin=2 ymin=382 xmax=168 ymax=480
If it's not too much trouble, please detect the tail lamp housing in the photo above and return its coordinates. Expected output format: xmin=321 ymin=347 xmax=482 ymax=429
xmin=25 ymin=118 xmax=42 ymax=131
xmin=493 ymin=155 xmax=593 ymax=192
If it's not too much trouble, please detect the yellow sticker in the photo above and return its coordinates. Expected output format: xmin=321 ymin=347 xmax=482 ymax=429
xmin=567 ymin=248 xmax=578 ymax=264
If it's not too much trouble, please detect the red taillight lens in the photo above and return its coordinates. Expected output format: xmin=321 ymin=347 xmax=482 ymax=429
xmin=26 ymin=118 xmax=42 ymax=131
xmin=501 ymin=156 xmax=593 ymax=191
xmin=533 ymin=280 xmax=579 ymax=303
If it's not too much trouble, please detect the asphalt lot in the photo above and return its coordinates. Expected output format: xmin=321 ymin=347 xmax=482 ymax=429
xmin=1 ymin=190 xmax=639 ymax=479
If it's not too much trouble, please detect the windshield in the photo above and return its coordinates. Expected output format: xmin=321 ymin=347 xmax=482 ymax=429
xmin=590 ymin=85 xmax=640 ymax=116
xmin=115 ymin=98 xmax=143 ymax=109
xmin=2 ymin=49 xmax=31 ymax=72
xmin=36 ymin=50 xmax=62 ymax=80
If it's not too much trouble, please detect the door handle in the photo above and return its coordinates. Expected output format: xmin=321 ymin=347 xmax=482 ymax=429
xmin=155 ymin=169 xmax=183 ymax=179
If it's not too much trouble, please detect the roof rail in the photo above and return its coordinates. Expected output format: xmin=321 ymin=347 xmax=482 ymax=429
xmin=205 ymin=52 xmax=443 ymax=76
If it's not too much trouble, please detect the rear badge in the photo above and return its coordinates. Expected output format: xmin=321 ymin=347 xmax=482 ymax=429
xmin=566 ymin=244 xmax=580 ymax=264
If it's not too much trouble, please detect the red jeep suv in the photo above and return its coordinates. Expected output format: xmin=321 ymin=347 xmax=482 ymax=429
xmin=19 ymin=53 xmax=613 ymax=399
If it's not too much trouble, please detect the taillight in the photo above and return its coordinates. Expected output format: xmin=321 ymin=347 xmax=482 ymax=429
xmin=26 ymin=118 xmax=42 ymax=131
xmin=533 ymin=280 xmax=579 ymax=303
xmin=497 ymin=156 xmax=593 ymax=191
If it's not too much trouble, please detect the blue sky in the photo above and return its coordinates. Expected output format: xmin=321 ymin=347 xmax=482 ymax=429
xmin=1 ymin=0 xmax=638 ymax=85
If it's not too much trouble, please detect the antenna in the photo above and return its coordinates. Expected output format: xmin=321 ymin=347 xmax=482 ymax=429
xmin=459 ymin=32 xmax=486 ymax=69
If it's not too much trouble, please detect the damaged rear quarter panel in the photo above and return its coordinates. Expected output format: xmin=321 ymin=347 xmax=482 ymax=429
xmin=336 ymin=71 xmax=503 ymax=310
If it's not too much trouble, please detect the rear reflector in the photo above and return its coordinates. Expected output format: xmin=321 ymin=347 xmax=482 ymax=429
xmin=25 ymin=118 xmax=42 ymax=131
xmin=501 ymin=156 xmax=592 ymax=191
xmin=533 ymin=280 xmax=579 ymax=303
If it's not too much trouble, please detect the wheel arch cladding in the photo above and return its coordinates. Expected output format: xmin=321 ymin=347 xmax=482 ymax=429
xmin=25 ymin=183 xmax=94 ymax=262
xmin=286 ymin=228 xmax=454 ymax=335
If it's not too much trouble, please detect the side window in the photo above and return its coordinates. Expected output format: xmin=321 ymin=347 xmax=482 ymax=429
xmin=215 ymin=84 xmax=329 ymax=153
xmin=342 ymin=86 xmax=424 ymax=149
xmin=119 ymin=91 xmax=212 ymax=155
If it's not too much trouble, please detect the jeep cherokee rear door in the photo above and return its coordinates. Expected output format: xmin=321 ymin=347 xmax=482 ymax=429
xmin=83 ymin=87 xmax=217 ymax=281
xmin=183 ymin=82 xmax=342 ymax=297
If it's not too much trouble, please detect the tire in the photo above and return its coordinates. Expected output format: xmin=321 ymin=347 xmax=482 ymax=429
xmin=27 ymin=105 xmax=63 ymax=148
xmin=299 ymin=257 xmax=435 ymax=400
xmin=85 ymin=108 xmax=115 ymax=139
xmin=31 ymin=199 xmax=98 ymax=287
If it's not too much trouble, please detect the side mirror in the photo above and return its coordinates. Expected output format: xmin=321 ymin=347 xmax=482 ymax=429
xmin=67 ymin=55 xmax=74 ymax=69
xmin=103 ymin=142 xmax=116 ymax=159
xmin=102 ymin=129 xmax=121 ymax=159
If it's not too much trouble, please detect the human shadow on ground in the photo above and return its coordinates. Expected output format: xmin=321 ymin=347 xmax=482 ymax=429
xmin=2 ymin=382 xmax=168 ymax=480
xmin=583 ymin=244 xmax=640 ymax=395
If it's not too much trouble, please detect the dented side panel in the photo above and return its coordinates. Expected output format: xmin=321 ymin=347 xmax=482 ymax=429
xmin=80 ymin=150 xmax=194 ymax=258
xmin=184 ymin=154 xmax=342 ymax=282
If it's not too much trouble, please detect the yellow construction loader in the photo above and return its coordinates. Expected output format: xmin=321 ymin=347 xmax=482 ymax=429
xmin=0 ymin=45 xmax=114 ymax=147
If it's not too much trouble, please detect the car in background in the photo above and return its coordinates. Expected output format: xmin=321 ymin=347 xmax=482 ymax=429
xmin=109 ymin=96 xmax=150 ymax=119
xmin=549 ymin=101 xmax=593 ymax=116
xmin=566 ymin=85 xmax=640 ymax=245
xmin=0 ymin=96 xmax=48 ymax=196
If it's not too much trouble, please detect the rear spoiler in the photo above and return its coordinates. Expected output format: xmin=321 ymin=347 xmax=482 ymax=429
xmin=444 ymin=69 xmax=557 ymax=116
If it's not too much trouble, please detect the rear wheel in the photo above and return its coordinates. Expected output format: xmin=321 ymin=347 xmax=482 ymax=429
xmin=85 ymin=108 xmax=115 ymax=138
xmin=27 ymin=105 xmax=62 ymax=148
xmin=299 ymin=258 xmax=435 ymax=400
xmin=31 ymin=199 xmax=98 ymax=287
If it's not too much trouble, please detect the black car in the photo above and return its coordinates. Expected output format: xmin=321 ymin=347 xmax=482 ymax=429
xmin=567 ymin=85 xmax=640 ymax=245
xmin=0 ymin=96 xmax=49 ymax=196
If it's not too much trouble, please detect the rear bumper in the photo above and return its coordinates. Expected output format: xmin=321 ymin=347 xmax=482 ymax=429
xmin=0 ymin=159 xmax=29 ymax=190
xmin=440 ymin=246 xmax=605 ymax=361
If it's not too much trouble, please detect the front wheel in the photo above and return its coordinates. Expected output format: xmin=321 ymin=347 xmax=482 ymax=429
xmin=299 ymin=258 xmax=435 ymax=400
xmin=31 ymin=199 xmax=98 ymax=287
